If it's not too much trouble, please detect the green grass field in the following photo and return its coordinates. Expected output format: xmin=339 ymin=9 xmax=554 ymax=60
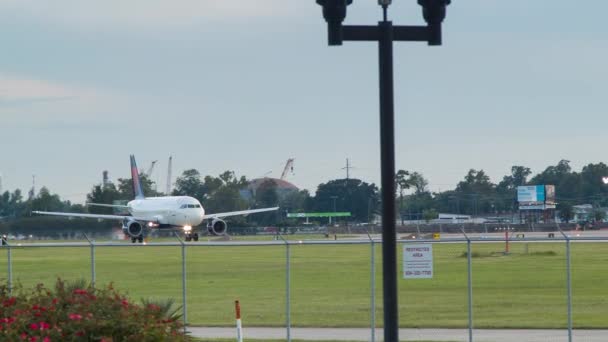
xmin=0 ymin=240 xmax=606 ymax=329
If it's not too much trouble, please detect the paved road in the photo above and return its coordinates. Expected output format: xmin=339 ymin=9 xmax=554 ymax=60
xmin=188 ymin=327 xmax=608 ymax=342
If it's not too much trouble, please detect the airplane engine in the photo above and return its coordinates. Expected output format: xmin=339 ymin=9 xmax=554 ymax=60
xmin=123 ymin=220 xmax=143 ymax=238
xmin=208 ymin=219 xmax=227 ymax=236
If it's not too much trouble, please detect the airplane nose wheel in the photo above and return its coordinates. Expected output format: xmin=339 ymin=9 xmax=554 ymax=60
xmin=193 ymin=233 xmax=199 ymax=242
xmin=185 ymin=233 xmax=192 ymax=242
xmin=131 ymin=237 xmax=137 ymax=243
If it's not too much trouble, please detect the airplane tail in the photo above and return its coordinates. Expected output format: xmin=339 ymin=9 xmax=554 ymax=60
xmin=130 ymin=155 xmax=145 ymax=200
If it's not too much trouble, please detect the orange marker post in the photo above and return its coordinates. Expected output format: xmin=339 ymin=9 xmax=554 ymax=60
xmin=235 ymin=300 xmax=243 ymax=342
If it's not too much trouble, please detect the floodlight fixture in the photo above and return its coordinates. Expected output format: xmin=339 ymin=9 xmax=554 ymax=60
xmin=418 ymin=0 xmax=451 ymax=45
xmin=316 ymin=0 xmax=353 ymax=45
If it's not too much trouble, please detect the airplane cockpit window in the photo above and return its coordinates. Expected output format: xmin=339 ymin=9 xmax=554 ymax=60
xmin=180 ymin=204 xmax=201 ymax=209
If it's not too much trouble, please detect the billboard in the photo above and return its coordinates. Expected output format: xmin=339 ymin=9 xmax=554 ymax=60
xmin=545 ymin=185 xmax=556 ymax=205
xmin=517 ymin=185 xmax=556 ymax=210
xmin=286 ymin=212 xmax=351 ymax=218
xmin=517 ymin=185 xmax=545 ymax=203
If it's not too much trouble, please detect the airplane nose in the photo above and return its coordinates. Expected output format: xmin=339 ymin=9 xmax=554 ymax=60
xmin=198 ymin=209 xmax=205 ymax=224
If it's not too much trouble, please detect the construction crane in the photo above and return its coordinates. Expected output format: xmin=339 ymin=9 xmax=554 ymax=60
xmin=165 ymin=155 xmax=173 ymax=195
xmin=145 ymin=160 xmax=158 ymax=177
xmin=280 ymin=158 xmax=295 ymax=180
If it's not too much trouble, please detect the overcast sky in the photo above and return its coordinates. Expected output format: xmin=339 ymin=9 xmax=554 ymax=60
xmin=1 ymin=1 xmax=606 ymax=202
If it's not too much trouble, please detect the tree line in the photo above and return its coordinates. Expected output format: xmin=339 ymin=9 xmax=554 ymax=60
xmin=1 ymin=159 xmax=607 ymax=228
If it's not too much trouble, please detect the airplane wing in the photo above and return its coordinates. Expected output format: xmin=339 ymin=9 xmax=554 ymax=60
xmin=32 ymin=211 xmax=150 ymax=222
xmin=86 ymin=203 xmax=130 ymax=209
xmin=203 ymin=207 xmax=279 ymax=220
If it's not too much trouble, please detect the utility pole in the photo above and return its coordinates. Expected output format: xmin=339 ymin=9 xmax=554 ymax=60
xmin=342 ymin=158 xmax=354 ymax=180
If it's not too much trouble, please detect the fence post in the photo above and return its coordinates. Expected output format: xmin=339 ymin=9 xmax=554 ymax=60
xmin=366 ymin=230 xmax=376 ymax=342
xmin=6 ymin=242 xmax=12 ymax=295
xmin=83 ymin=234 xmax=96 ymax=288
xmin=174 ymin=233 xmax=188 ymax=333
xmin=458 ymin=226 xmax=473 ymax=342
xmin=557 ymin=227 xmax=572 ymax=342
xmin=278 ymin=234 xmax=291 ymax=342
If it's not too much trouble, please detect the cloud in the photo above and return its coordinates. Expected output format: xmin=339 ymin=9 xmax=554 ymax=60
xmin=0 ymin=0 xmax=297 ymax=31
xmin=0 ymin=73 xmax=122 ymax=126
xmin=0 ymin=74 xmax=81 ymax=106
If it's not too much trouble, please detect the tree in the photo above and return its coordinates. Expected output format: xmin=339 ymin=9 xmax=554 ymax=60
xmin=558 ymin=203 xmax=574 ymax=223
xmin=593 ymin=208 xmax=606 ymax=223
xmin=30 ymin=187 xmax=68 ymax=212
xmin=172 ymin=169 xmax=206 ymax=200
xmin=408 ymin=172 xmax=429 ymax=195
xmin=117 ymin=174 xmax=161 ymax=199
xmin=314 ymin=179 xmax=379 ymax=222
xmin=86 ymin=183 xmax=122 ymax=214
xmin=454 ymin=169 xmax=496 ymax=215
xmin=422 ymin=208 xmax=438 ymax=223
xmin=395 ymin=170 xmax=411 ymax=225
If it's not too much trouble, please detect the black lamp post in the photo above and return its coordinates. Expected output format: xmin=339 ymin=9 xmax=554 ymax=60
xmin=315 ymin=1 xmax=450 ymax=341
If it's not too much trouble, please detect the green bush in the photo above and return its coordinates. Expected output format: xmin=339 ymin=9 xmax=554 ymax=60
xmin=0 ymin=279 xmax=190 ymax=341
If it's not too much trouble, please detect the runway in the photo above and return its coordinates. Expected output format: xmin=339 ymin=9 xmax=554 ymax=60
xmin=188 ymin=327 xmax=608 ymax=342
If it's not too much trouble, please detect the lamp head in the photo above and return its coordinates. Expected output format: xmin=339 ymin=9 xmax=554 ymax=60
xmin=418 ymin=0 xmax=451 ymax=45
xmin=316 ymin=0 xmax=353 ymax=45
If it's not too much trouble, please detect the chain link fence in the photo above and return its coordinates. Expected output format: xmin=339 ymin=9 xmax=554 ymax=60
xmin=1 ymin=231 xmax=606 ymax=342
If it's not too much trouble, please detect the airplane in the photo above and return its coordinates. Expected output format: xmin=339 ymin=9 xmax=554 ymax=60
xmin=33 ymin=155 xmax=279 ymax=243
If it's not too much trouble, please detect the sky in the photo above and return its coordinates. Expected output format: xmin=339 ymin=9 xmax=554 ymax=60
xmin=0 ymin=0 xmax=606 ymax=203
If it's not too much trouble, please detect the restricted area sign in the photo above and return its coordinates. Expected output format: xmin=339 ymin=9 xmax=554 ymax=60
xmin=403 ymin=244 xmax=433 ymax=279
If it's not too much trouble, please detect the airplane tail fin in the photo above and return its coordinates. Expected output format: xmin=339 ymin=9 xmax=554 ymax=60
xmin=130 ymin=155 xmax=145 ymax=200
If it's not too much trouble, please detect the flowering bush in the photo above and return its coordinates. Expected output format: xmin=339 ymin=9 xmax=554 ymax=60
xmin=0 ymin=279 xmax=191 ymax=341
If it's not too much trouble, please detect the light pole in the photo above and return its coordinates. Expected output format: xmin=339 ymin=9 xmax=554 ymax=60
xmin=314 ymin=1 xmax=450 ymax=341
xmin=330 ymin=195 xmax=338 ymax=225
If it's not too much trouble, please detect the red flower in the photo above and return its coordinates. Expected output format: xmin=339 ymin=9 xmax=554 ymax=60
xmin=29 ymin=323 xmax=39 ymax=330
xmin=68 ymin=313 xmax=82 ymax=321
xmin=29 ymin=337 xmax=38 ymax=342
xmin=75 ymin=331 xmax=84 ymax=337
xmin=39 ymin=321 xmax=50 ymax=330
xmin=20 ymin=332 xmax=27 ymax=340
xmin=147 ymin=304 xmax=161 ymax=311
xmin=51 ymin=298 xmax=58 ymax=305
xmin=3 ymin=297 xmax=16 ymax=307
xmin=1 ymin=317 xmax=15 ymax=324
xmin=43 ymin=337 xmax=51 ymax=342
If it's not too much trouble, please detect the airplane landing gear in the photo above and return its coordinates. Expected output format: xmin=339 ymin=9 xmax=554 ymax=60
xmin=184 ymin=233 xmax=199 ymax=242
xmin=131 ymin=236 xmax=144 ymax=243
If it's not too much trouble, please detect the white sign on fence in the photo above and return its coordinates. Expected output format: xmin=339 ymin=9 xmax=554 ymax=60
xmin=403 ymin=244 xmax=433 ymax=279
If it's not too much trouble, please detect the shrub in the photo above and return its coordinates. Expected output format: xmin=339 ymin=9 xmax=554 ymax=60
xmin=0 ymin=278 xmax=190 ymax=341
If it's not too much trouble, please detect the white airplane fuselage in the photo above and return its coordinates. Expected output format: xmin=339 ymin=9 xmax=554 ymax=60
xmin=127 ymin=196 xmax=205 ymax=227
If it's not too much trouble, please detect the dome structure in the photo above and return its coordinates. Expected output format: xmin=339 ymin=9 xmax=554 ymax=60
xmin=240 ymin=177 xmax=299 ymax=201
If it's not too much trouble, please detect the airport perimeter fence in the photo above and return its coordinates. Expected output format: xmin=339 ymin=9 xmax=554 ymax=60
xmin=1 ymin=231 xmax=606 ymax=342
